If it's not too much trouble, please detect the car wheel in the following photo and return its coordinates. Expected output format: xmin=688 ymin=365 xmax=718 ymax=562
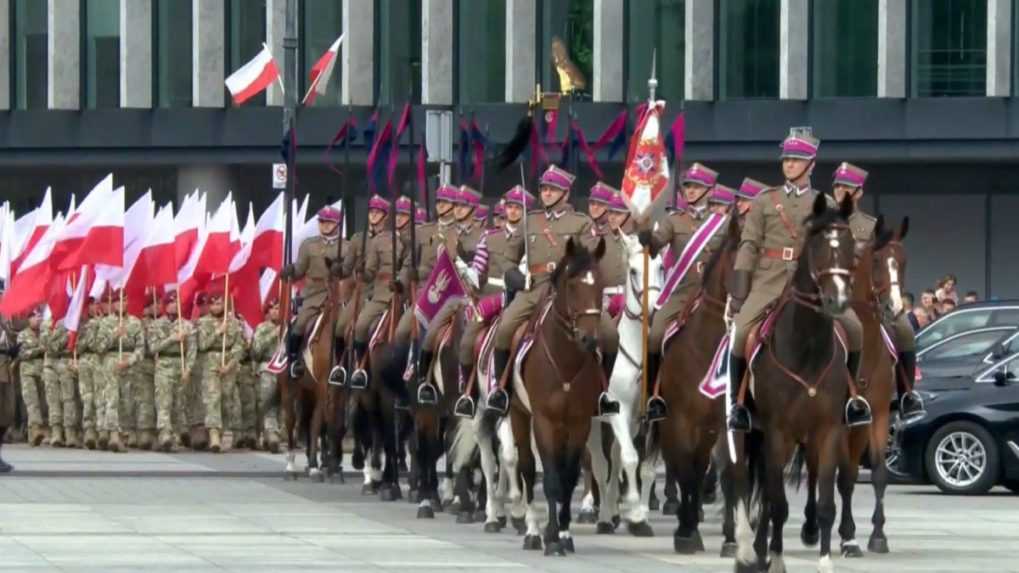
xmin=925 ymin=421 xmax=999 ymax=495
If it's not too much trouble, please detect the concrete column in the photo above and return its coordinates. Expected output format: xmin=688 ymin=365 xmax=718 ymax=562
xmin=593 ymin=0 xmax=623 ymax=102
xmin=422 ymin=0 xmax=453 ymax=104
xmin=779 ymin=0 xmax=808 ymax=99
xmin=0 ymin=0 xmax=9 ymax=110
xmin=342 ymin=0 xmax=374 ymax=105
xmin=987 ymin=0 xmax=1012 ymax=97
xmin=684 ymin=0 xmax=714 ymax=101
xmin=177 ymin=166 xmax=232 ymax=211
xmin=48 ymin=0 xmax=81 ymax=110
xmin=505 ymin=0 xmax=536 ymax=103
xmin=877 ymin=0 xmax=907 ymax=98
xmin=120 ymin=0 xmax=152 ymax=108
xmin=193 ymin=0 xmax=224 ymax=107
xmin=266 ymin=0 xmax=286 ymax=106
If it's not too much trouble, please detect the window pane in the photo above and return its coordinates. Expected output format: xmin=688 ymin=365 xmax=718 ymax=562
xmin=539 ymin=0 xmax=592 ymax=98
xmin=156 ymin=0 xmax=193 ymax=107
xmin=302 ymin=0 xmax=342 ymax=107
xmin=626 ymin=0 xmax=683 ymax=102
xmin=377 ymin=0 xmax=421 ymax=104
xmin=13 ymin=0 xmax=48 ymax=109
xmin=457 ymin=0 xmax=505 ymax=103
xmin=911 ymin=0 xmax=987 ymax=97
xmin=719 ymin=0 xmax=779 ymax=99
xmin=812 ymin=0 xmax=877 ymax=97
xmin=228 ymin=0 xmax=267 ymax=106
xmin=85 ymin=0 xmax=121 ymax=109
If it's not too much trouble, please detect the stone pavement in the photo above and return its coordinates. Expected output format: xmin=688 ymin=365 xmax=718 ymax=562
xmin=0 ymin=444 xmax=1017 ymax=572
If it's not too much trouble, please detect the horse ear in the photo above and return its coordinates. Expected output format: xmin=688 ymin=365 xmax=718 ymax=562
xmin=838 ymin=193 xmax=854 ymax=219
xmin=594 ymin=236 xmax=606 ymax=261
xmin=874 ymin=214 xmax=885 ymax=238
xmin=564 ymin=236 xmax=576 ymax=259
xmin=727 ymin=208 xmax=741 ymax=239
xmin=897 ymin=216 xmax=910 ymax=241
xmin=811 ymin=193 xmax=827 ymax=218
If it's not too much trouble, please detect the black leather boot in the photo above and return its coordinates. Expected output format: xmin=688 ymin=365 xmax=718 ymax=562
xmin=416 ymin=350 xmax=438 ymax=405
xmin=287 ymin=332 xmax=305 ymax=379
xmin=597 ymin=352 xmax=620 ymax=416
xmin=329 ymin=338 xmax=347 ymax=386
xmin=486 ymin=349 xmax=512 ymax=416
xmin=727 ymin=355 xmax=751 ymax=432
xmin=349 ymin=341 xmax=370 ymax=390
xmin=844 ymin=351 xmax=872 ymax=426
xmin=0 ymin=428 xmax=12 ymax=473
xmin=896 ymin=351 xmax=925 ymax=418
xmin=453 ymin=363 xmax=476 ymax=418
xmin=644 ymin=353 xmax=667 ymax=421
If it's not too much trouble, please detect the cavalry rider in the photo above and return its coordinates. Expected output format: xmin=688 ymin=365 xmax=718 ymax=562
xmin=708 ymin=185 xmax=736 ymax=215
xmin=831 ymin=162 xmax=925 ymax=419
xmin=727 ymin=128 xmax=870 ymax=432
xmin=349 ymin=196 xmax=413 ymax=388
xmin=588 ymin=182 xmax=612 ymax=233
xmin=487 ymin=165 xmax=618 ymax=417
xmin=736 ymin=178 xmax=766 ymax=220
xmin=639 ymin=162 xmax=726 ymax=421
xmin=474 ymin=204 xmax=490 ymax=228
xmin=593 ymin=185 xmax=631 ymax=366
xmin=492 ymin=200 xmax=506 ymax=229
xmin=282 ymin=205 xmax=344 ymax=378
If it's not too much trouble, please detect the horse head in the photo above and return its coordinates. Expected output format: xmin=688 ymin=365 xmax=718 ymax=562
xmin=801 ymin=194 xmax=857 ymax=316
xmin=870 ymin=215 xmax=909 ymax=321
xmin=619 ymin=231 xmax=663 ymax=318
xmin=551 ymin=237 xmax=606 ymax=353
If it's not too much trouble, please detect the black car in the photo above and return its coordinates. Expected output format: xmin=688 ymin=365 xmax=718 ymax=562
xmin=918 ymin=330 xmax=1019 ymax=380
xmin=915 ymin=300 xmax=1019 ymax=354
xmin=889 ymin=349 xmax=1019 ymax=494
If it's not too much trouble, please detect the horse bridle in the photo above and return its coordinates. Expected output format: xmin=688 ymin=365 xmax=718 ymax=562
xmin=552 ymin=288 xmax=602 ymax=342
xmin=623 ymin=266 xmax=663 ymax=320
xmin=869 ymin=239 xmax=906 ymax=319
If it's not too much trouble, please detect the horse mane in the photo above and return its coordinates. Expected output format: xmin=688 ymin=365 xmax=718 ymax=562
xmin=802 ymin=202 xmax=849 ymax=236
xmin=872 ymin=218 xmax=896 ymax=252
xmin=550 ymin=239 xmax=598 ymax=285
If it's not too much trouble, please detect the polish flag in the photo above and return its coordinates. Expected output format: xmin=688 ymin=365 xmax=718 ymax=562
xmin=137 ymin=204 xmax=179 ymax=288
xmin=95 ymin=190 xmax=153 ymax=289
xmin=174 ymin=191 xmax=206 ymax=272
xmin=0 ymin=213 xmax=66 ymax=317
xmin=195 ymin=193 xmax=240 ymax=276
xmin=64 ymin=266 xmax=91 ymax=351
xmin=303 ymin=34 xmax=343 ymax=105
xmin=290 ymin=194 xmax=309 ymax=258
xmin=0 ymin=203 xmax=14 ymax=285
xmin=229 ymin=204 xmax=256 ymax=274
xmin=259 ymin=268 xmax=279 ymax=305
xmin=229 ymin=206 xmax=264 ymax=330
xmin=225 ymin=45 xmax=281 ymax=106
xmin=251 ymin=192 xmax=285 ymax=271
xmin=10 ymin=188 xmax=53 ymax=277
xmin=50 ymin=176 xmax=125 ymax=271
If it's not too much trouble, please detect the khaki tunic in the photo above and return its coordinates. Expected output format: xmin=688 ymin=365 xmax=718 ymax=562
xmin=353 ymin=228 xmax=411 ymax=343
xmin=293 ymin=235 xmax=342 ymax=333
xmin=481 ymin=226 xmax=525 ymax=296
xmin=337 ymin=227 xmax=382 ymax=338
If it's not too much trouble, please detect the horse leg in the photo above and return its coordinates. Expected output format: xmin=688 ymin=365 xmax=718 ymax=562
xmin=837 ymin=451 xmax=862 ymax=558
xmin=815 ymin=429 xmax=844 ymax=573
xmin=628 ymin=446 xmax=657 ymax=537
xmin=476 ymin=415 xmax=505 ymax=531
xmin=800 ymin=446 xmax=820 ymax=547
xmin=717 ymin=444 xmax=740 ymax=558
xmin=556 ymin=436 xmax=586 ymax=555
xmin=379 ymin=408 xmax=403 ymax=501
xmin=868 ymin=414 xmax=891 ymax=554
xmin=606 ymin=404 xmax=641 ymax=519
xmin=532 ymin=416 xmax=565 ymax=557
xmin=308 ymin=400 xmax=324 ymax=482
xmin=662 ymin=465 xmax=680 ymax=515
xmin=499 ymin=415 xmax=523 ymax=515
xmin=763 ymin=436 xmax=792 ymax=573
xmin=415 ymin=426 xmax=437 ymax=519
xmin=673 ymin=458 xmax=707 ymax=554
xmin=516 ymin=417 xmax=542 ymax=552
xmin=585 ymin=422 xmax=614 ymax=533
xmin=282 ymin=386 xmax=299 ymax=479
xmin=731 ymin=436 xmax=758 ymax=572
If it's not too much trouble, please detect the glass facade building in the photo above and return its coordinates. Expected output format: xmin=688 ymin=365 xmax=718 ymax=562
xmin=812 ymin=0 xmax=878 ymax=97
xmin=227 ymin=0 xmax=267 ymax=106
xmin=456 ymin=0 xmax=506 ymax=103
xmin=12 ymin=0 xmax=47 ymax=109
xmin=301 ymin=0 xmax=343 ymax=107
xmin=626 ymin=0 xmax=684 ymax=103
xmin=376 ymin=0 xmax=422 ymax=104
xmin=719 ymin=0 xmax=779 ymax=99
xmin=84 ymin=0 xmax=120 ymax=108
xmin=911 ymin=0 xmax=988 ymax=97
xmin=155 ymin=0 xmax=193 ymax=108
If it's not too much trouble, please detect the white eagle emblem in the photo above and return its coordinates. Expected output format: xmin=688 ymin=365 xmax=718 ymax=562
xmin=635 ymin=151 xmax=656 ymax=174
xmin=428 ymin=270 xmax=451 ymax=304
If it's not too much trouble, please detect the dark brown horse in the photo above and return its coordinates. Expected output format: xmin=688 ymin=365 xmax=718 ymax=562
xmin=655 ymin=212 xmax=741 ymax=554
xmin=500 ymin=237 xmax=607 ymax=556
xmin=799 ymin=215 xmax=911 ymax=558
xmin=733 ymin=195 xmax=858 ymax=573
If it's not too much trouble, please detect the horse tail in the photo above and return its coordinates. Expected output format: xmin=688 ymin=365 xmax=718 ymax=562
xmin=377 ymin=341 xmax=412 ymax=402
xmin=786 ymin=443 xmax=807 ymax=490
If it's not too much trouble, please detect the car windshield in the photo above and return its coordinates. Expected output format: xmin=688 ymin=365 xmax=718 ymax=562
xmin=917 ymin=310 xmax=996 ymax=350
xmin=922 ymin=330 xmax=1013 ymax=361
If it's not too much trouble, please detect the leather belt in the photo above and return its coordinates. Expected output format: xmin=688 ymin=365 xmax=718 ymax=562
xmin=374 ymin=272 xmax=393 ymax=282
xmin=529 ymin=262 xmax=558 ymax=275
xmin=763 ymin=247 xmax=798 ymax=261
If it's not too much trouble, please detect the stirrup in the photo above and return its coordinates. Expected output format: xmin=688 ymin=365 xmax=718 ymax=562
xmin=453 ymin=395 xmax=476 ymax=418
xmin=727 ymin=404 xmax=752 ymax=433
xmin=349 ymin=368 xmax=369 ymax=390
xmin=645 ymin=396 xmax=668 ymax=422
xmin=598 ymin=392 xmax=620 ymax=417
xmin=845 ymin=396 xmax=873 ymax=427
xmin=289 ymin=360 xmax=305 ymax=380
xmin=328 ymin=365 xmax=347 ymax=387
xmin=486 ymin=388 xmax=509 ymax=416
xmin=417 ymin=383 xmax=439 ymax=405
xmin=900 ymin=391 xmax=926 ymax=419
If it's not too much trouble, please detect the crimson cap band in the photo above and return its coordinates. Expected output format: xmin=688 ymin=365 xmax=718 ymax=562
xmin=539 ymin=165 xmax=576 ymax=191
xmin=493 ymin=200 xmax=506 ymax=217
xmin=589 ymin=181 xmax=618 ymax=205
xmin=780 ymin=127 xmax=820 ymax=160
xmin=682 ymin=162 xmax=719 ymax=188
xmin=415 ymin=207 xmax=428 ymax=224
xmin=503 ymin=185 xmax=536 ymax=208
xmin=736 ymin=178 xmax=767 ymax=200
xmin=833 ymin=162 xmax=868 ymax=189
xmin=368 ymin=194 xmax=391 ymax=213
xmin=435 ymin=184 xmax=459 ymax=204
xmin=317 ymin=206 xmax=342 ymax=223
xmin=395 ymin=196 xmax=413 ymax=215
xmin=606 ymin=190 xmax=629 ymax=213
xmin=708 ymin=185 xmax=736 ymax=205
xmin=456 ymin=185 xmax=482 ymax=207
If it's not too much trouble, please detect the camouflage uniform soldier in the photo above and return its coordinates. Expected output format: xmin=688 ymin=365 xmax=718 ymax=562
xmin=135 ymin=295 xmax=160 ymax=450
xmin=184 ymin=292 xmax=209 ymax=450
xmin=42 ymin=319 xmax=79 ymax=448
xmin=195 ymin=285 xmax=246 ymax=452
xmin=98 ymin=292 xmax=145 ymax=452
xmin=148 ymin=291 xmax=197 ymax=451
xmin=832 ymin=162 xmax=925 ymax=418
xmin=236 ymin=329 xmax=258 ymax=449
xmin=251 ymin=299 xmax=282 ymax=452
xmin=727 ymin=129 xmax=869 ymax=431
xmin=74 ymin=301 xmax=104 ymax=449
xmin=0 ymin=311 xmax=17 ymax=472
xmin=17 ymin=310 xmax=47 ymax=446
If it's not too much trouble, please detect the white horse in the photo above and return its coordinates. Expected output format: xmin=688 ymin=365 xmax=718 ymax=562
xmin=586 ymin=231 xmax=664 ymax=535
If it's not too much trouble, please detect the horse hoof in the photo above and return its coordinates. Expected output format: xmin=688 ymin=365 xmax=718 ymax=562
xmin=673 ymin=531 xmax=705 ymax=554
xmin=561 ymin=537 xmax=575 ymax=553
xmin=483 ymin=521 xmax=503 ymax=534
xmin=800 ymin=524 xmax=819 ymax=547
xmin=627 ymin=521 xmax=654 ymax=537
xmin=417 ymin=506 xmax=435 ymax=519
xmin=720 ymin=541 xmax=739 ymax=558
xmin=379 ymin=485 xmax=402 ymax=502
xmin=512 ymin=517 xmax=527 ymax=535
xmin=611 ymin=515 xmax=621 ymax=528
xmin=576 ymin=510 xmax=598 ymax=524
xmin=456 ymin=510 xmax=475 ymax=524
xmin=702 ymin=489 xmax=717 ymax=505
xmin=596 ymin=522 xmax=615 ymax=535
xmin=734 ymin=562 xmax=758 ymax=573
xmin=311 ymin=471 xmax=324 ymax=483
xmin=543 ymin=541 xmax=566 ymax=557
xmin=497 ymin=516 xmax=507 ymax=528
xmin=867 ymin=536 xmax=890 ymax=554
xmin=447 ymin=500 xmax=462 ymax=514
xmin=473 ymin=509 xmax=486 ymax=522
xmin=408 ymin=489 xmax=420 ymax=503
xmin=661 ymin=498 xmax=680 ymax=515
xmin=361 ymin=483 xmax=378 ymax=496
xmin=522 ymin=534 xmax=542 ymax=551
xmin=352 ymin=450 xmax=365 ymax=470
xmin=841 ymin=541 xmax=864 ymax=559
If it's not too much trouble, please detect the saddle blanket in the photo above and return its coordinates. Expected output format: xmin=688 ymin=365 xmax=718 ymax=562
xmin=699 ymin=333 xmax=730 ymax=400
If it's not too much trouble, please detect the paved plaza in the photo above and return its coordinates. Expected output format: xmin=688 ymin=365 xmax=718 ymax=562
xmin=0 ymin=445 xmax=1017 ymax=573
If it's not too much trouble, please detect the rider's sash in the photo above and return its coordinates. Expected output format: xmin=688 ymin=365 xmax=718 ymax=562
xmin=655 ymin=213 xmax=727 ymax=309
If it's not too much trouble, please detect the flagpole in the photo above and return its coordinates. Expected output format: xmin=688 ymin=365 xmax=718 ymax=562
xmin=640 ymin=50 xmax=657 ymax=420
xmin=280 ymin=0 xmax=298 ymax=351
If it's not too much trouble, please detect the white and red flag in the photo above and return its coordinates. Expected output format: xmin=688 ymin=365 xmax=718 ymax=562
xmin=0 ymin=212 xmax=66 ymax=317
xmin=225 ymin=45 xmax=281 ymax=105
xmin=195 ymin=193 xmax=240 ymax=276
xmin=251 ymin=192 xmax=285 ymax=271
xmin=9 ymin=187 xmax=53 ymax=277
xmin=0 ymin=203 xmax=15 ymax=285
xmin=303 ymin=34 xmax=343 ymax=105
xmin=621 ymin=101 xmax=670 ymax=218
xmin=64 ymin=266 xmax=91 ymax=351
xmin=95 ymin=190 xmax=152 ymax=289
xmin=229 ymin=206 xmax=265 ymax=330
xmin=50 ymin=176 xmax=125 ymax=271
xmin=136 ymin=203 xmax=178 ymax=288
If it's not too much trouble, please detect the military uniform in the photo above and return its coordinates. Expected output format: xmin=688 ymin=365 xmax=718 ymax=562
xmin=353 ymin=224 xmax=411 ymax=346
xmin=148 ymin=310 xmax=197 ymax=451
xmin=392 ymin=216 xmax=456 ymax=345
xmin=420 ymin=217 xmax=487 ymax=354
xmin=251 ymin=319 xmax=280 ymax=447
xmin=236 ymin=332 xmax=259 ymax=447
xmin=336 ymin=226 xmax=382 ymax=339
xmin=0 ymin=316 xmax=16 ymax=471
xmin=136 ymin=313 xmax=158 ymax=449
xmin=76 ymin=313 xmax=103 ymax=448
xmin=97 ymin=311 xmax=145 ymax=450
xmin=17 ymin=322 xmax=47 ymax=444
xmin=195 ymin=307 xmax=246 ymax=452
xmin=41 ymin=320 xmax=78 ymax=447
xmin=291 ymin=234 xmax=342 ymax=334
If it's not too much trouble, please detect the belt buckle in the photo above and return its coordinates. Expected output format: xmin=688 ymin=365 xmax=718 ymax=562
xmin=782 ymin=247 xmax=795 ymax=261
xmin=546 ymin=262 xmax=557 ymax=273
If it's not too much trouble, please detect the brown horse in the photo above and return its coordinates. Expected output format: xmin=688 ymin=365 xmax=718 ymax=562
xmin=799 ymin=215 xmax=911 ymax=557
xmin=499 ymin=237 xmax=607 ymax=556
xmin=655 ymin=211 xmax=741 ymax=554
xmin=732 ymin=194 xmax=858 ymax=573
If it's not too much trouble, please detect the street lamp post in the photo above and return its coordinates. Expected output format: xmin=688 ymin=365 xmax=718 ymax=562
xmin=282 ymin=0 xmax=298 ymax=272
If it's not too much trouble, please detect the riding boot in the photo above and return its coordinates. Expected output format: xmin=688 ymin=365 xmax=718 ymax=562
xmin=844 ymin=351 xmax=873 ymax=427
xmin=329 ymin=338 xmax=347 ymax=386
xmin=727 ymin=355 xmax=751 ymax=432
xmin=485 ymin=349 xmax=512 ymax=416
xmin=416 ymin=350 xmax=439 ymax=405
xmin=287 ymin=332 xmax=305 ymax=379
xmin=644 ymin=352 xmax=667 ymax=422
xmin=896 ymin=351 xmax=925 ymax=418
xmin=0 ymin=428 xmax=12 ymax=474
xmin=453 ymin=362 xmax=476 ymax=418
xmin=349 ymin=341 xmax=370 ymax=389
xmin=597 ymin=352 xmax=621 ymax=416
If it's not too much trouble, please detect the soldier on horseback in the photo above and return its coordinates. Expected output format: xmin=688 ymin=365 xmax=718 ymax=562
xmin=726 ymin=128 xmax=871 ymax=432
xmin=282 ymin=205 xmax=344 ymax=378
xmin=831 ymin=162 xmax=925 ymax=419
xmin=735 ymin=178 xmax=766 ymax=220
xmin=592 ymin=185 xmax=632 ymax=369
xmin=487 ymin=165 xmax=618 ymax=417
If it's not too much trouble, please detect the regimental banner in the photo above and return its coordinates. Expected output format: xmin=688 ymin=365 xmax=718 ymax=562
xmin=414 ymin=246 xmax=468 ymax=327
